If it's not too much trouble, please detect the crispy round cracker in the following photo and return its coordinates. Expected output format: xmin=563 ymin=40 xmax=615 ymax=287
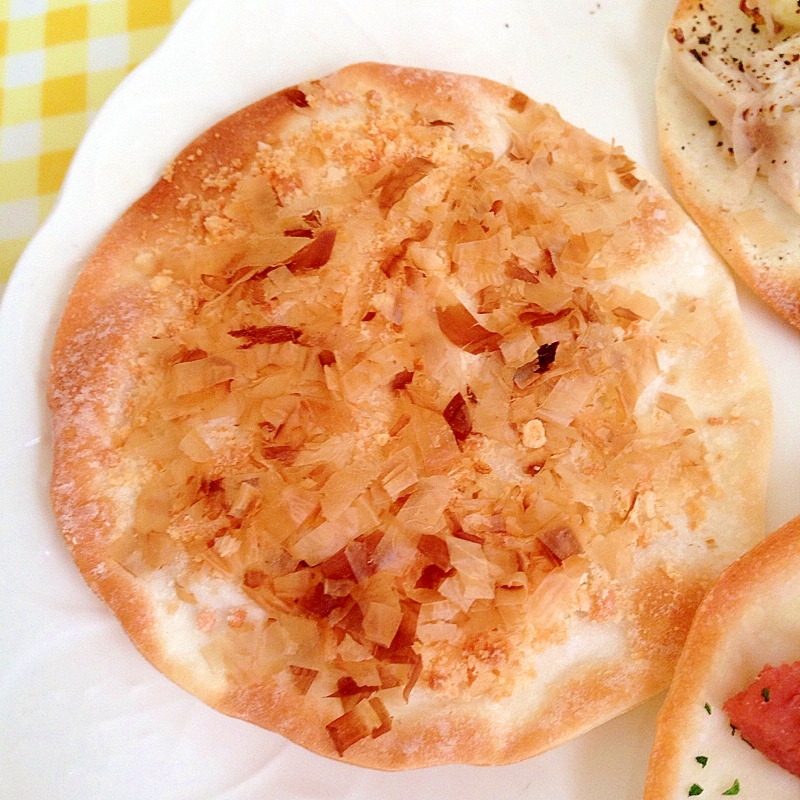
xmin=656 ymin=0 xmax=800 ymax=331
xmin=644 ymin=514 xmax=800 ymax=799
xmin=49 ymin=63 xmax=772 ymax=769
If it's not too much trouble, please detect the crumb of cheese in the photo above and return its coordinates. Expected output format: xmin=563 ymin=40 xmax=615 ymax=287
xmin=522 ymin=419 xmax=546 ymax=449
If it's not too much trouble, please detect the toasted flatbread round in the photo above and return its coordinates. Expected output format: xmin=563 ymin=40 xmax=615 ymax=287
xmin=48 ymin=63 xmax=772 ymax=769
xmin=644 ymin=514 xmax=800 ymax=799
xmin=656 ymin=0 xmax=800 ymax=330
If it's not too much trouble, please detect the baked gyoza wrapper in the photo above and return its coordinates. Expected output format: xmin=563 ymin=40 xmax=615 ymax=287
xmin=49 ymin=63 xmax=771 ymax=768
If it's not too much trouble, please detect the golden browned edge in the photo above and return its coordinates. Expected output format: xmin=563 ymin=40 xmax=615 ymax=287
xmin=643 ymin=514 xmax=800 ymax=799
xmin=49 ymin=61 xmax=769 ymax=769
xmin=656 ymin=0 xmax=800 ymax=332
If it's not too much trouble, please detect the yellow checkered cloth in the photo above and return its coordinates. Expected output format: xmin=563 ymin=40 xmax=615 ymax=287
xmin=0 ymin=0 xmax=191 ymax=283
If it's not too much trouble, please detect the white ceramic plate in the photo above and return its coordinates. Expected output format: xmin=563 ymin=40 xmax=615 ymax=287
xmin=2 ymin=1 xmax=800 ymax=797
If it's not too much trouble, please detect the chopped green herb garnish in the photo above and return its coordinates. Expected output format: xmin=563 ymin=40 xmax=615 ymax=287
xmin=704 ymin=703 xmax=712 ymax=714
xmin=689 ymin=785 xmax=703 ymax=796
xmin=695 ymin=756 xmax=708 ymax=768
xmin=722 ymin=779 xmax=740 ymax=795
xmin=761 ymin=687 xmax=771 ymax=702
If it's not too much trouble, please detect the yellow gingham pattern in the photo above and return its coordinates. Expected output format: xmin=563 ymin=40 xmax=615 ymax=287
xmin=0 ymin=0 xmax=192 ymax=284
